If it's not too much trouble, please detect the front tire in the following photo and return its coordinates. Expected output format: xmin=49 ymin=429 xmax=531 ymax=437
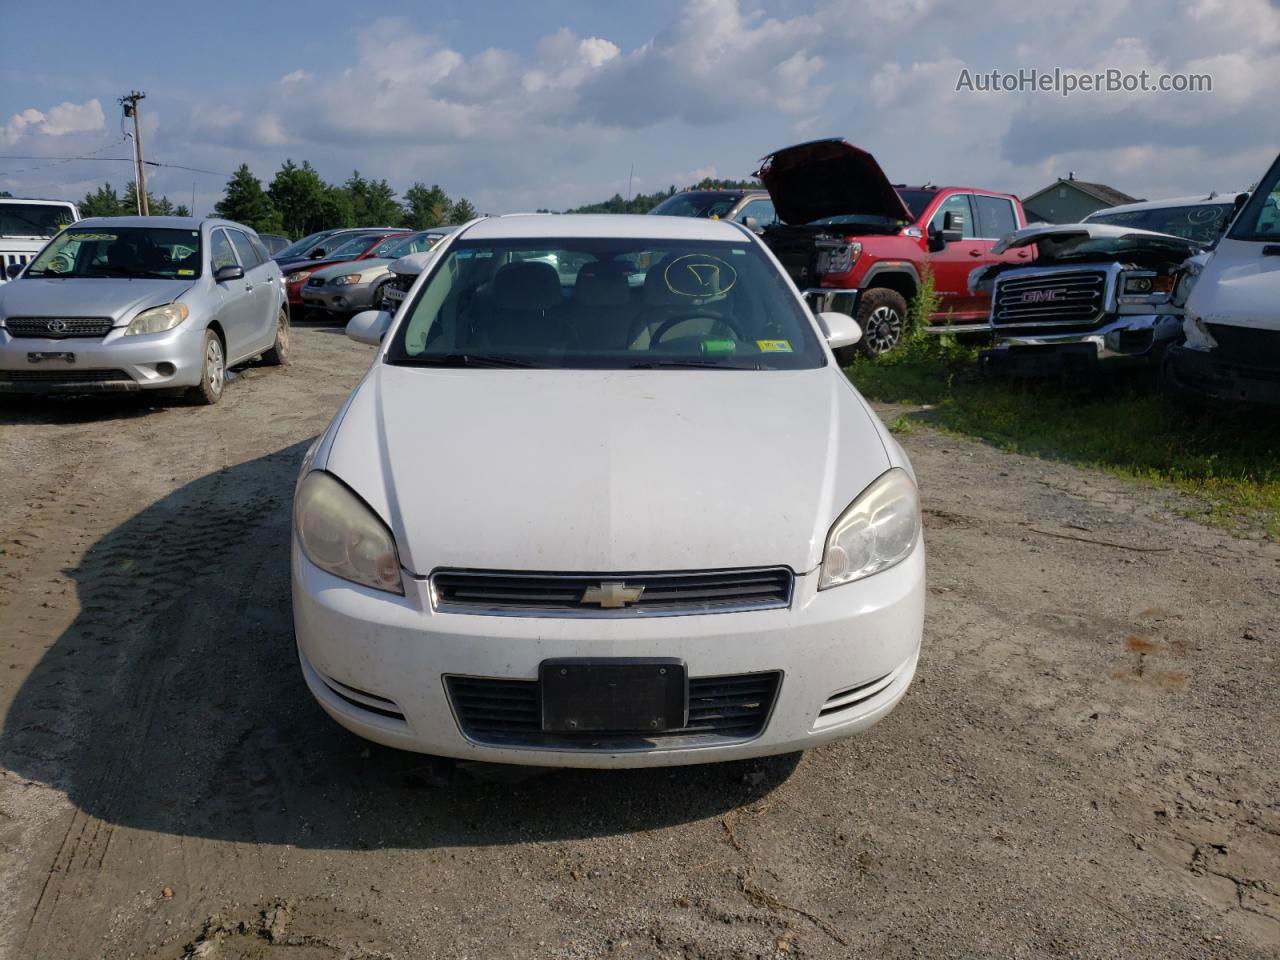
xmin=186 ymin=329 xmax=226 ymax=405
xmin=262 ymin=308 xmax=290 ymax=367
xmin=854 ymin=288 xmax=910 ymax=360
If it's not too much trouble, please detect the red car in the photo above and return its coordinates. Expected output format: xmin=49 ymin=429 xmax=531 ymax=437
xmin=279 ymin=229 xmax=407 ymax=315
xmin=756 ymin=139 xmax=1031 ymax=356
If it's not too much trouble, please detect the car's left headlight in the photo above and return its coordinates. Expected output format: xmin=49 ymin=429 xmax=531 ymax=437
xmin=332 ymin=274 xmax=363 ymax=286
xmin=819 ymin=468 xmax=921 ymax=589
xmin=1120 ymin=272 xmax=1174 ymax=302
xmin=294 ymin=471 xmax=403 ymax=594
xmin=284 ymin=271 xmax=311 ymax=284
xmin=125 ymin=302 xmax=189 ymax=336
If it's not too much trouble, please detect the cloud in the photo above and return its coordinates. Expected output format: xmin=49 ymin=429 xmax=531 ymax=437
xmin=2 ymin=98 xmax=105 ymax=144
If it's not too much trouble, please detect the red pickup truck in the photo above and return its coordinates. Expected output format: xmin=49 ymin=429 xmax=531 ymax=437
xmin=756 ymin=139 xmax=1032 ymax=357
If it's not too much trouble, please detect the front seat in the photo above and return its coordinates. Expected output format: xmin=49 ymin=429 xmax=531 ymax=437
xmin=629 ymin=260 xmax=734 ymax=350
xmin=476 ymin=261 xmax=572 ymax=353
xmin=570 ymin=261 xmax=637 ymax=350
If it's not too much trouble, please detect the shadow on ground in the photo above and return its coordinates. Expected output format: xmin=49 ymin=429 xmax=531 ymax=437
xmin=1 ymin=441 xmax=798 ymax=851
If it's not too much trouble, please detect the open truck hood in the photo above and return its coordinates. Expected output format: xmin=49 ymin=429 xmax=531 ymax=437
xmin=992 ymin=223 xmax=1202 ymax=258
xmin=755 ymin=139 xmax=913 ymax=226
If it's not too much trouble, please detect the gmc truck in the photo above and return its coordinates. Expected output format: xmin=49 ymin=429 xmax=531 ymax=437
xmin=754 ymin=139 xmax=1031 ymax=358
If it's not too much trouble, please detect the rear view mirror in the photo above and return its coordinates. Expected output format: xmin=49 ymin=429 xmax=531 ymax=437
xmin=310 ymin=248 xmax=326 ymax=259
xmin=742 ymin=216 xmax=761 ymax=233
xmin=347 ymin=309 xmax=392 ymax=345
xmin=817 ymin=311 xmax=862 ymax=350
xmin=213 ymin=264 xmax=245 ymax=283
xmin=941 ymin=211 xmax=965 ymax=244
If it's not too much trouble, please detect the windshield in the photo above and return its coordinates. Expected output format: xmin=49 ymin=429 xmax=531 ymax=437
xmin=386 ymin=237 xmax=825 ymax=370
xmin=24 ymin=227 xmax=203 ymax=279
xmin=1086 ymin=203 xmax=1236 ymax=247
xmin=274 ymin=230 xmax=334 ymax=259
xmin=649 ymin=192 xmax=745 ymax=219
xmin=379 ymin=233 xmax=439 ymax=259
xmin=0 ymin=202 xmax=76 ymax=238
xmin=1035 ymin=233 xmax=1198 ymax=262
xmin=1228 ymin=157 xmax=1280 ymax=242
xmin=324 ymin=234 xmax=386 ymax=260
xmin=895 ymin=189 xmax=937 ymax=221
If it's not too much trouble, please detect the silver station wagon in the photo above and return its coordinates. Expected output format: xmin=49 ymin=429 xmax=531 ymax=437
xmin=0 ymin=216 xmax=289 ymax=404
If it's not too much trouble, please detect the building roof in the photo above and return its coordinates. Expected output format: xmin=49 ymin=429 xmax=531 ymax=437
xmin=1023 ymin=178 xmax=1141 ymax=207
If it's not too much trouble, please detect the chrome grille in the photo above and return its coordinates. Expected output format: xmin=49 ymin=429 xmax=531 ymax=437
xmin=5 ymin=317 xmax=114 ymax=339
xmin=446 ymin=671 xmax=781 ymax=748
xmin=992 ymin=270 xmax=1107 ymax=332
xmin=431 ymin=567 xmax=794 ymax=617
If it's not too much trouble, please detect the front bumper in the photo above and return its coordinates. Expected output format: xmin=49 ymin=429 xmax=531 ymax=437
xmin=292 ymin=543 xmax=925 ymax=768
xmin=800 ymin=287 xmax=858 ymax=316
xmin=1165 ymin=344 xmax=1280 ymax=407
xmin=300 ymin=281 xmax=377 ymax=314
xmin=0 ymin=323 xmax=208 ymax=393
xmin=981 ymin=312 xmax=1182 ymax=375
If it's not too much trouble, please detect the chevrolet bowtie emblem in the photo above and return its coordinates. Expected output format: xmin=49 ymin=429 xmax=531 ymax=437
xmin=581 ymin=581 xmax=645 ymax=608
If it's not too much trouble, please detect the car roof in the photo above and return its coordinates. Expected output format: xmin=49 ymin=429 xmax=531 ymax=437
xmin=1084 ymin=194 xmax=1242 ymax=217
xmin=74 ymin=215 xmax=246 ymax=231
xmin=462 ymin=213 xmax=749 ymax=241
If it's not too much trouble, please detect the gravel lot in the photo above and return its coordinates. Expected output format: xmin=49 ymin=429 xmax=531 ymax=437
xmin=0 ymin=325 xmax=1277 ymax=960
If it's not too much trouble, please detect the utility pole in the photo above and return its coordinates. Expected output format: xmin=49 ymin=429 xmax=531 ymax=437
xmin=119 ymin=91 xmax=149 ymax=216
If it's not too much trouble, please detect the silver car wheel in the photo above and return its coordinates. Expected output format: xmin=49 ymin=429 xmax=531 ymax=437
xmin=206 ymin=336 xmax=225 ymax=396
xmin=864 ymin=305 xmax=903 ymax=355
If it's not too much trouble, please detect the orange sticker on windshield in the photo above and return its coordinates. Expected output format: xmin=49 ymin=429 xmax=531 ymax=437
xmin=757 ymin=339 xmax=792 ymax=353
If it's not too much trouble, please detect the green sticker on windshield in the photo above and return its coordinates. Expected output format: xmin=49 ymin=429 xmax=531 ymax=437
xmin=701 ymin=338 xmax=737 ymax=355
xmin=177 ymin=269 xmax=194 ymax=276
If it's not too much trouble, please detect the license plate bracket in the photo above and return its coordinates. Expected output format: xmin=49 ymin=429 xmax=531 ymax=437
xmin=539 ymin=658 xmax=688 ymax=733
xmin=27 ymin=351 xmax=76 ymax=364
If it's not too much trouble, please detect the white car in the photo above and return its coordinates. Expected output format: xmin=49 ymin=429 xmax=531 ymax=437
xmin=291 ymin=214 xmax=925 ymax=768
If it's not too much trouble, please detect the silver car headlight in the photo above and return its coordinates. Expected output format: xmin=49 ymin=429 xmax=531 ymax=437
xmin=294 ymin=471 xmax=403 ymax=594
xmin=125 ymin=302 xmax=189 ymax=336
xmin=819 ymin=468 xmax=921 ymax=589
xmin=332 ymin=274 xmax=363 ymax=286
xmin=285 ymin=271 xmax=312 ymax=284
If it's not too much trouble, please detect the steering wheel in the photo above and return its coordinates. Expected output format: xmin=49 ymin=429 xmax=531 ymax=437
xmin=647 ymin=311 xmax=745 ymax=347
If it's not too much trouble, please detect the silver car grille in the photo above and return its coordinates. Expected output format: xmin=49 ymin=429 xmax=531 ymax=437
xmin=5 ymin=317 xmax=114 ymax=339
xmin=992 ymin=270 xmax=1108 ymax=332
xmin=431 ymin=567 xmax=794 ymax=617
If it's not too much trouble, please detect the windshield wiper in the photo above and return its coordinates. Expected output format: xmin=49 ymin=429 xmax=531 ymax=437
xmin=410 ymin=353 xmax=541 ymax=368
xmin=90 ymin=266 xmax=174 ymax=280
xmin=628 ymin=358 xmax=763 ymax=370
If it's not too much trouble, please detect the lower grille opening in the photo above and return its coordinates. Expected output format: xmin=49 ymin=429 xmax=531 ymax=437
xmin=816 ymin=671 xmax=897 ymax=724
xmin=447 ymin=671 xmax=781 ymax=749
xmin=0 ymin=368 xmax=133 ymax=383
xmin=318 ymin=672 xmax=406 ymax=723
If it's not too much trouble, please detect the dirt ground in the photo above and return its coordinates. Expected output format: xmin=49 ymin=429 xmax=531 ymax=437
xmin=1 ymin=325 xmax=1277 ymax=960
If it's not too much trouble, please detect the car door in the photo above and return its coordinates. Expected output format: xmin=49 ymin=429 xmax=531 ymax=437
xmin=227 ymin=229 xmax=277 ymax=352
xmin=926 ymin=193 xmax=987 ymax=322
xmin=209 ymin=228 xmax=257 ymax=362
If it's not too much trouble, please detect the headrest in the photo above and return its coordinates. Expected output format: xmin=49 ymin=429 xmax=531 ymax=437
xmin=574 ymin=261 xmax=632 ymax=307
xmin=642 ymin=253 xmax=737 ymax=307
xmin=494 ymin=261 xmax=562 ymax=310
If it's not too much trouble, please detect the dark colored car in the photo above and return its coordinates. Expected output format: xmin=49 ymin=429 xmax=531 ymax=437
xmin=649 ymin=190 xmax=778 ymax=229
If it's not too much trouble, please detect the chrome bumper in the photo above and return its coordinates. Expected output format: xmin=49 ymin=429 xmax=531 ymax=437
xmin=989 ymin=313 xmax=1183 ymax=363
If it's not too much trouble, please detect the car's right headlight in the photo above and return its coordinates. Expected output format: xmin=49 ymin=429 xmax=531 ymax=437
xmin=294 ymin=471 xmax=403 ymax=594
xmin=819 ymin=468 xmax=921 ymax=589
xmin=125 ymin=302 xmax=189 ymax=336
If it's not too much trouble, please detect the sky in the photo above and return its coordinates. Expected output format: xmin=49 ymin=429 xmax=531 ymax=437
xmin=1 ymin=0 xmax=1277 ymax=219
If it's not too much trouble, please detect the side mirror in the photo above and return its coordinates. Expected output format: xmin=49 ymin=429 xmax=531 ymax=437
xmin=309 ymin=248 xmax=326 ymax=259
xmin=817 ymin=311 xmax=862 ymax=350
xmin=346 ymin=309 xmax=392 ymax=345
xmin=940 ymin=211 xmax=965 ymax=244
xmin=5 ymin=262 xmax=24 ymax=279
xmin=214 ymin=264 xmax=245 ymax=283
xmin=742 ymin=216 xmax=761 ymax=233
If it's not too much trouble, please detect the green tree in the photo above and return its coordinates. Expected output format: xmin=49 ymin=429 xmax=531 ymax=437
xmin=215 ymin=164 xmax=282 ymax=233
xmin=405 ymin=182 xmax=453 ymax=228
xmin=363 ymin=179 xmax=403 ymax=226
xmin=448 ymin=197 xmax=477 ymax=223
xmin=174 ymin=204 xmax=191 ymax=217
xmin=268 ymin=159 xmax=332 ymax=237
xmin=81 ymin=182 xmax=126 ymax=218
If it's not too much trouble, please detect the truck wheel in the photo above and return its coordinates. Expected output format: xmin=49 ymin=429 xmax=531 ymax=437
xmin=261 ymin=307 xmax=290 ymax=367
xmin=854 ymin=288 xmax=910 ymax=359
xmin=186 ymin=329 xmax=225 ymax=405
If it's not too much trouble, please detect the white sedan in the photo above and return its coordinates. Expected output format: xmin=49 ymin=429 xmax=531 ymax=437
xmin=291 ymin=214 xmax=925 ymax=768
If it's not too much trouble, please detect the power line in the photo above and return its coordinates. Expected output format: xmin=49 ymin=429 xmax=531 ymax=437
xmin=0 ymin=138 xmax=130 ymax=177
xmin=0 ymin=154 xmax=233 ymax=179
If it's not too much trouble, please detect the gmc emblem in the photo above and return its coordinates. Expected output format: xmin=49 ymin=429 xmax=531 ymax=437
xmin=1019 ymin=289 xmax=1066 ymax=303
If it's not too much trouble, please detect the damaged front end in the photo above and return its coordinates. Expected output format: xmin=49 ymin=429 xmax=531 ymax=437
xmin=975 ymin=225 xmax=1204 ymax=377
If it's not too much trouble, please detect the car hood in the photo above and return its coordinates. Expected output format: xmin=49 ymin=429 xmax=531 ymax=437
xmin=309 ymin=258 xmax=393 ymax=281
xmin=322 ymin=365 xmax=892 ymax=575
xmin=992 ymin=223 xmax=1202 ymax=258
xmin=755 ymin=138 xmax=913 ymax=225
xmin=0 ymin=276 xmax=193 ymax=324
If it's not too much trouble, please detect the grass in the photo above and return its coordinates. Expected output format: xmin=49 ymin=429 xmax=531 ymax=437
xmin=844 ymin=324 xmax=1280 ymax=541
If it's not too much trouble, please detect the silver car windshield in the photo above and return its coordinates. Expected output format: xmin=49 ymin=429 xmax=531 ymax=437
xmin=24 ymin=227 xmax=204 ymax=280
xmin=385 ymin=237 xmax=825 ymax=370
